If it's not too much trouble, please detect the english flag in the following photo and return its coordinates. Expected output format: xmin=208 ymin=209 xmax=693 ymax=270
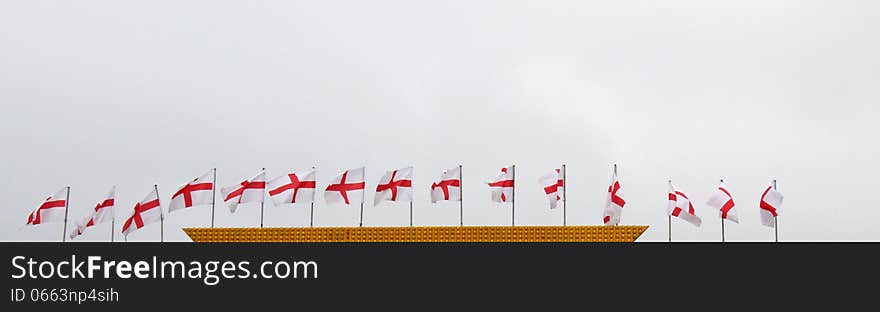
xmin=431 ymin=166 xmax=461 ymax=203
xmin=759 ymin=183 xmax=784 ymax=228
xmin=707 ymin=181 xmax=738 ymax=223
xmin=121 ymin=187 xmax=162 ymax=236
xmin=488 ymin=166 xmax=514 ymax=203
xmin=667 ymin=183 xmax=702 ymax=227
xmin=538 ymin=168 xmax=564 ymax=209
xmin=26 ymin=187 xmax=69 ymax=225
xmin=268 ymin=169 xmax=317 ymax=206
xmin=69 ymin=186 xmax=115 ymax=239
xmin=375 ymin=166 xmax=413 ymax=206
xmin=169 ymin=169 xmax=215 ymax=212
xmin=603 ymin=172 xmax=626 ymax=226
xmin=324 ymin=167 xmax=365 ymax=205
xmin=221 ymin=170 xmax=266 ymax=213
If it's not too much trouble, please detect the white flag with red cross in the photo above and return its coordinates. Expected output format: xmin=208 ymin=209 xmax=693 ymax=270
xmin=70 ymin=186 xmax=115 ymax=239
xmin=488 ymin=166 xmax=514 ymax=203
xmin=169 ymin=169 xmax=215 ymax=213
xmin=121 ymin=187 xmax=162 ymax=236
xmin=221 ymin=170 xmax=266 ymax=213
xmin=759 ymin=183 xmax=784 ymax=228
xmin=431 ymin=166 xmax=461 ymax=203
xmin=603 ymin=172 xmax=626 ymax=226
xmin=667 ymin=182 xmax=702 ymax=227
xmin=268 ymin=169 xmax=317 ymax=206
xmin=26 ymin=187 xmax=69 ymax=225
xmin=375 ymin=166 xmax=413 ymax=206
xmin=538 ymin=168 xmax=564 ymax=209
xmin=324 ymin=167 xmax=366 ymax=206
xmin=706 ymin=181 xmax=738 ymax=223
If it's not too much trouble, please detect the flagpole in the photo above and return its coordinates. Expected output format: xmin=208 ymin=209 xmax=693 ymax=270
xmin=773 ymin=179 xmax=778 ymax=242
xmin=459 ymin=164 xmax=463 ymax=227
xmin=511 ymin=165 xmax=516 ymax=227
xmin=260 ymin=167 xmax=265 ymax=228
xmin=62 ymin=186 xmax=70 ymax=242
xmin=310 ymin=202 xmax=315 ymax=227
xmin=409 ymin=201 xmax=413 ymax=227
xmin=720 ymin=179 xmax=726 ymax=243
xmin=110 ymin=219 xmax=115 ymax=243
xmin=562 ymin=164 xmax=567 ymax=226
xmin=156 ymin=184 xmax=163 ymax=243
xmin=668 ymin=180 xmax=672 ymax=243
xmin=359 ymin=202 xmax=364 ymax=227
xmin=211 ymin=168 xmax=217 ymax=228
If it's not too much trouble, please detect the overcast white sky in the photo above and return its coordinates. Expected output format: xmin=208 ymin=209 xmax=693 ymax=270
xmin=1 ymin=1 xmax=877 ymax=242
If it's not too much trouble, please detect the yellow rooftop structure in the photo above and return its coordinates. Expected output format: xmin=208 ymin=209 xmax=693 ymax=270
xmin=184 ymin=225 xmax=648 ymax=242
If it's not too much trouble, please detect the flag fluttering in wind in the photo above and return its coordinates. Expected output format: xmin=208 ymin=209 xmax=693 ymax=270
xmin=375 ymin=167 xmax=413 ymax=206
xmin=603 ymin=170 xmax=626 ymax=226
xmin=707 ymin=181 xmax=738 ymax=223
xmin=121 ymin=187 xmax=162 ymax=236
xmin=431 ymin=166 xmax=461 ymax=203
xmin=667 ymin=182 xmax=702 ymax=227
xmin=538 ymin=168 xmax=564 ymax=209
xmin=221 ymin=170 xmax=266 ymax=213
xmin=169 ymin=170 xmax=214 ymax=212
xmin=26 ymin=187 xmax=69 ymax=225
xmin=488 ymin=166 xmax=514 ymax=203
xmin=268 ymin=169 xmax=317 ymax=206
xmin=759 ymin=183 xmax=784 ymax=228
xmin=324 ymin=167 xmax=366 ymax=206
xmin=69 ymin=186 xmax=115 ymax=239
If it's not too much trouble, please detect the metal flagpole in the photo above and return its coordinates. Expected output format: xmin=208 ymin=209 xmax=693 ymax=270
xmin=773 ymin=179 xmax=778 ymax=242
xmin=62 ymin=186 xmax=70 ymax=242
xmin=511 ymin=165 xmax=516 ymax=227
xmin=260 ymin=168 xmax=265 ymax=228
xmin=211 ymin=168 xmax=217 ymax=228
xmin=359 ymin=202 xmax=364 ymax=227
xmin=156 ymin=184 xmax=163 ymax=243
xmin=459 ymin=164 xmax=463 ymax=227
xmin=668 ymin=180 xmax=672 ymax=243
xmin=310 ymin=202 xmax=315 ymax=227
xmin=410 ymin=201 xmax=413 ymax=227
xmin=720 ymin=179 xmax=726 ymax=243
xmin=562 ymin=164 xmax=567 ymax=226
xmin=110 ymin=219 xmax=115 ymax=243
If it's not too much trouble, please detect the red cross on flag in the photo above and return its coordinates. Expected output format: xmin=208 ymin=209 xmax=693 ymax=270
xmin=375 ymin=166 xmax=413 ymax=206
xmin=26 ymin=187 xmax=69 ymax=225
xmin=324 ymin=167 xmax=366 ymax=206
xmin=221 ymin=170 xmax=267 ymax=213
xmin=603 ymin=172 xmax=626 ymax=226
xmin=169 ymin=169 xmax=215 ymax=213
xmin=759 ymin=183 xmax=784 ymax=228
xmin=488 ymin=166 xmax=514 ymax=203
xmin=667 ymin=182 xmax=702 ymax=227
xmin=268 ymin=169 xmax=317 ymax=206
xmin=70 ymin=186 xmax=115 ymax=239
xmin=122 ymin=187 xmax=162 ymax=236
xmin=430 ymin=166 xmax=461 ymax=203
xmin=707 ymin=181 xmax=738 ymax=223
xmin=538 ymin=168 xmax=564 ymax=209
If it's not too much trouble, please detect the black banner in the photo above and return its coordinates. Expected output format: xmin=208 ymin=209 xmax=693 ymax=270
xmin=1 ymin=243 xmax=875 ymax=310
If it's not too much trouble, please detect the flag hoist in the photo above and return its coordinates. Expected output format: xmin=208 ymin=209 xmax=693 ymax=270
xmin=603 ymin=164 xmax=626 ymax=226
xmin=69 ymin=186 xmax=116 ymax=241
xmin=488 ymin=165 xmax=515 ymax=226
xmin=759 ymin=180 xmax=784 ymax=242
xmin=431 ymin=165 xmax=463 ymax=225
xmin=221 ymin=169 xmax=267 ymax=227
xmin=268 ymin=167 xmax=317 ymax=226
xmin=667 ymin=181 xmax=701 ymax=242
xmin=706 ymin=179 xmax=737 ymax=242
xmin=538 ymin=165 xmax=565 ymax=225
xmin=121 ymin=185 xmax=163 ymax=241
xmin=375 ymin=166 xmax=414 ymax=226
xmin=25 ymin=187 xmax=70 ymax=241
xmin=169 ymin=169 xmax=216 ymax=227
xmin=325 ymin=167 xmax=366 ymax=227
